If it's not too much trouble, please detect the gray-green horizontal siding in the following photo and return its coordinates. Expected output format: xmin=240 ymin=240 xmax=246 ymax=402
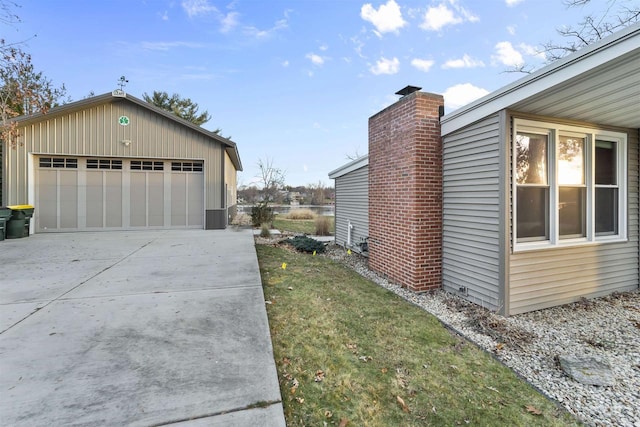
xmin=4 ymin=101 xmax=225 ymax=210
xmin=442 ymin=114 xmax=502 ymax=310
xmin=334 ymin=165 xmax=369 ymax=253
xmin=508 ymin=128 xmax=639 ymax=315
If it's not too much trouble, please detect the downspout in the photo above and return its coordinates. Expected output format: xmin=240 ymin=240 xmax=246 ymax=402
xmin=347 ymin=220 xmax=353 ymax=246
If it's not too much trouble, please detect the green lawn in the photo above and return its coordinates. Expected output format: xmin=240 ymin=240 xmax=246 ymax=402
xmin=272 ymin=216 xmax=334 ymax=235
xmin=257 ymin=244 xmax=580 ymax=427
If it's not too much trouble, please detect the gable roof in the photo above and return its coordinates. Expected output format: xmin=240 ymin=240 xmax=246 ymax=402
xmin=328 ymin=155 xmax=368 ymax=179
xmin=441 ymin=22 xmax=640 ymax=136
xmin=12 ymin=91 xmax=243 ymax=171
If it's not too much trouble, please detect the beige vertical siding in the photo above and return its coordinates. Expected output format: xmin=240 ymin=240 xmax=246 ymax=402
xmin=225 ymin=151 xmax=237 ymax=208
xmin=508 ymin=128 xmax=639 ymax=315
xmin=4 ymin=99 xmax=225 ymax=210
xmin=442 ymin=114 xmax=502 ymax=310
xmin=335 ymin=165 xmax=369 ymax=253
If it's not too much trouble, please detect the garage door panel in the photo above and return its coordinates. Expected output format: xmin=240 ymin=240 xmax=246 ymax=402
xmin=105 ymin=172 xmax=122 ymax=228
xmin=171 ymin=174 xmax=187 ymax=226
xmin=59 ymin=171 xmax=78 ymax=229
xmin=86 ymin=172 xmax=104 ymax=228
xmin=187 ymin=174 xmax=204 ymax=226
xmin=38 ymin=170 xmax=58 ymax=230
xmin=130 ymin=173 xmax=147 ymax=227
xmin=148 ymin=173 xmax=164 ymax=227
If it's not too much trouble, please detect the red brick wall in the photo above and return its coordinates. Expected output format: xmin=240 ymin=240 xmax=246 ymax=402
xmin=368 ymin=91 xmax=444 ymax=292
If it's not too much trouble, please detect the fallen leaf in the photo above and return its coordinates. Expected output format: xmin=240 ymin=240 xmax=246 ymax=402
xmin=381 ymin=367 xmax=388 ymax=374
xmin=525 ymin=405 xmax=542 ymax=415
xmin=295 ymin=397 xmax=304 ymax=404
xmin=339 ymin=419 xmax=349 ymax=427
xmin=290 ymin=378 xmax=299 ymax=394
xmin=325 ymin=410 xmax=333 ymax=418
xmin=358 ymin=355 xmax=372 ymax=362
xmin=449 ymin=365 xmax=458 ymax=370
xmin=265 ymin=300 xmax=272 ymax=305
xmin=287 ymin=286 xmax=293 ymax=290
xmin=485 ymin=386 xmax=500 ymax=393
xmin=281 ymin=262 xmax=287 ymax=270
xmin=283 ymin=357 xmax=290 ymax=365
xmin=314 ymin=370 xmax=325 ymax=382
xmin=496 ymin=343 xmax=504 ymax=351
xmin=396 ymin=395 xmax=410 ymax=413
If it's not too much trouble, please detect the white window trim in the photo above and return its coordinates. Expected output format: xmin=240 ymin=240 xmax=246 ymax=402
xmin=512 ymin=118 xmax=627 ymax=252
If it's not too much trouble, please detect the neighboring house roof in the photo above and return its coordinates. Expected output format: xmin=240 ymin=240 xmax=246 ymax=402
xmin=12 ymin=91 xmax=243 ymax=171
xmin=441 ymin=22 xmax=640 ymax=135
xmin=328 ymin=155 xmax=369 ymax=179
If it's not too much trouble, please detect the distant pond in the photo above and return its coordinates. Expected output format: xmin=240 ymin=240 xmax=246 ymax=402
xmin=238 ymin=205 xmax=335 ymax=217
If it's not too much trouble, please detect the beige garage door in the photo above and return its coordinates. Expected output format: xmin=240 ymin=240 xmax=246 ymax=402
xmin=36 ymin=157 xmax=204 ymax=232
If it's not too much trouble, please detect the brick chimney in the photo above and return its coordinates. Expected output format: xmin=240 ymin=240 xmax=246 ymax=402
xmin=368 ymin=88 xmax=444 ymax=292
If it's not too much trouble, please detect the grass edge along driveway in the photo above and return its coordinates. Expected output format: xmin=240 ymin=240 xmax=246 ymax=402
xmin=257 ymin=244 xmax=580 ymax=427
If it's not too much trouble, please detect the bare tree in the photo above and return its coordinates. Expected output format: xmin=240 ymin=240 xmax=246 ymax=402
xmin=508 ymin=0 xmax=639 ymax=73
xmin=257 ymin=157 xmax=286 ymax=204
xmin=345 ymin=148 xmax=364 ymax=161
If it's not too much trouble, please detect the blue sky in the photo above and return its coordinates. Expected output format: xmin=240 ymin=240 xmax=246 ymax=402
xmin=8 ymin=0 xmax=614 ymax=187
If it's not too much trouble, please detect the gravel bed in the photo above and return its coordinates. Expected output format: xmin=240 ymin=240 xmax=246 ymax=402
xmin=321 ymin=244 xmax=640 ymax=427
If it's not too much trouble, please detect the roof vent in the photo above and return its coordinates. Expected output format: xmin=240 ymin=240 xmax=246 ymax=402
xmin=395 ymin=85 xmax=422 ymax=97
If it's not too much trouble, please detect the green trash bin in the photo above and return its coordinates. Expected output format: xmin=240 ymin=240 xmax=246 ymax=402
xmin=0 ymin=207 xmax=12 ymax=241
xmin=7 ymin=205 xmax=35 ymax=239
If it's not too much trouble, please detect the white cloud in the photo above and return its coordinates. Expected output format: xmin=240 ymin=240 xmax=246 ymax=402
xmin=282 ymin=60 xmax=290 ymax=67
xmin=361 ymin=0 xmax=406 ymax=35
xmin=506 ymin=25 xmax=516 ymax=35
xmin=420 ymin=0 xmax=478 ymax=31
xmin=182 ymin=0 xmax=217 ymax=18
xmin=220 ymin=12 xmax=239 ymax=33
xmin=319 ymin=44 xmax=328 ymax=51
xmin=161 ymin=10 xmax=169 ymax=21
xmin=492 ymin=41 xmax=523 ymax=66
xmin=244 ymin=16 xmax=288 ymax=39
xmin=442 ymin=54 xmax=485 ymax=69
xmin=505 ymin=0 xmax=524 ymax=6
xmin=306 ymin=53 xmax=325 ymax=66
xmin=519 ymin=42 xmax=545 ymax=60
xmin=370 ymin=57 xmax=400 ymax=75
xmin=411 ymin=58 xmax=434 ymax=72
xmin=443 ymin=83 xmax=489 ymax=110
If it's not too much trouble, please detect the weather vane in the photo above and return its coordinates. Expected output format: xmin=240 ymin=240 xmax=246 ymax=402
xmin=117 ymin=76 xmax=129 ymax=90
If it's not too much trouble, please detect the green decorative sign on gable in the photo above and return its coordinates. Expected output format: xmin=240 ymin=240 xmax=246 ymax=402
xmin=118 ymin=116 xmax=130 ymax=126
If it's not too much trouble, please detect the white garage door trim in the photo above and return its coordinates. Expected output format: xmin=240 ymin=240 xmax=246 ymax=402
xmin=35 ymin=156 xmax=204 ymax=232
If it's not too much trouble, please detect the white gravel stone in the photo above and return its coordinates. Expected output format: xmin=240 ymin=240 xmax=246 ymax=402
xmin=323 ymin=244 xmax=640 ymax=427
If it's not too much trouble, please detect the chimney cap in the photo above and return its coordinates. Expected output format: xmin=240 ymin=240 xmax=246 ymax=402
xmin=395 ymin=85 xmax=422 ymax=97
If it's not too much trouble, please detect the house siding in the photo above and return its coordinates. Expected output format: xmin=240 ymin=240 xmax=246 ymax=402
xmin=225 ymin=151 xmax=238 ymax=222
xmin=442 ymin=113 xmax=502 ymax=310
xmin=334 ymin=165 xmax=369 ymax=253
xmin=508 ymin=127 xmax=639 ymax=315
xmin=4 ymin=100 xmax=225 ymax=211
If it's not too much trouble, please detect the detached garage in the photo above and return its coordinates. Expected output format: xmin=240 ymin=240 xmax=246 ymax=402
xmin=2 ymin=91 xmax=242 ymax=232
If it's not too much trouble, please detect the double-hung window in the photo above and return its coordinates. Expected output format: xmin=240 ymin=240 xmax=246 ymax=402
xmin=513 ymin=119 xmax=627 ymax=251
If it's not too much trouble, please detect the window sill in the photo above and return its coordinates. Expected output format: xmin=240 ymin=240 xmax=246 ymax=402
xmin=513 ymin=237 xmax=629 ymax=253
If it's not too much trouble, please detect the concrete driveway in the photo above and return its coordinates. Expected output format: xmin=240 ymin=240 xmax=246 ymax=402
xmin=0 ymin=229 xmax=285 ymax=426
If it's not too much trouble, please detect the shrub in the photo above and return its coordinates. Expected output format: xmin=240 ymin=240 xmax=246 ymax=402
xmin=285 ymin=208 xmax=316 ymax=220
xmin=260 ymin=223 xmax=271 ymax=237
xmin=286 ymin=235 xmax=326 ymax=253
xmin=251 ymin=203 xmax=274 ymax=227
xmin=314 ymin=216 xmax=331 ymax=236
